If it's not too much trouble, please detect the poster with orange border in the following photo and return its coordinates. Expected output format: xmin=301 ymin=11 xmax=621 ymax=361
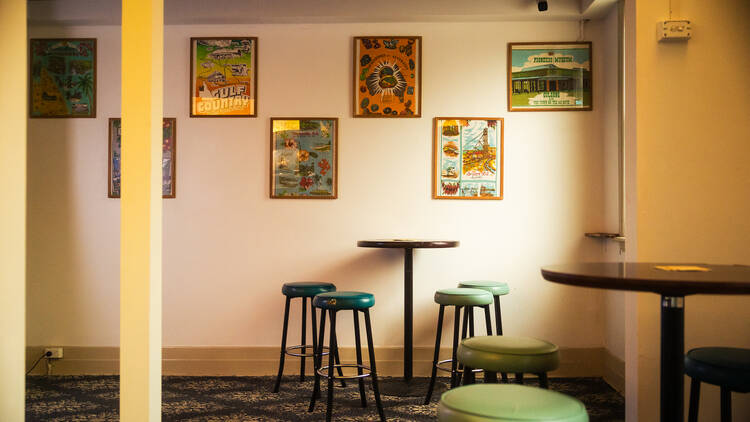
xmin=353 ymin=36 xmax=421 ymax=117
xmin=190 ymin=37 xmax=257 ymax=117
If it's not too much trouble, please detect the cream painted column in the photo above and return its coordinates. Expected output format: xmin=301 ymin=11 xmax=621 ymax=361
xmin=0 ymin=0 xmax=26 ymax=420
xmin=120 ymin=0 xmax=164 ymax=421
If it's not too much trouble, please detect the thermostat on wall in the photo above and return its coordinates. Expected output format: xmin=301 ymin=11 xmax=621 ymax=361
xmin=657 ymin=20 xmax=692 ymax=42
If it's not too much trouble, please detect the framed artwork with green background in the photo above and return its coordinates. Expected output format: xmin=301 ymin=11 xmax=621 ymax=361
xmin=508 ymin=42 xmax=592 ymax=112
xmin=30 ymin=38 xmax=96 ymax=118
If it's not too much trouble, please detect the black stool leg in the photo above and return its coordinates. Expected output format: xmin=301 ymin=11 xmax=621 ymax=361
xmin=720 ymin=387 xmax=731 ymax=422
xmin=515 ymin=373 xmax=524 ymax=384
xmin=493 ymin=295 xmax=503 ymax=335
xmin=450 ymin=306 xmax=463 ymax=388
xmin=462 ymin=365 xmax=476 ymax=385
xmin=333 ymin=335 xmax=346 ymax=387
xmin=364 ymin=309 xmax=386 ymax=422
xmin=484 ymin=371 xmax=498 ymax=383
xmin=538 ymin=373 xmax=549 ymax=389
xmin=468 ymin=306 xmax=475 ymax=337
xmin=273 ymin=296 xmax=292 ymax=393
xmin=688 ymin=378 xmax=700 ymax=422
xmin=309 ymin=307 xmax=327 ymax=411
xmin=353 ymin=309 xmax=367 ymax=407
xmin=326 ymin=309 xmax=336 ymax=422
xmin=300 ymin=297 xmax=307 ymax=381
xmin=311 ymin=300 xmax=318 ymax=378
xmin=482 ymin=305 xmax=492 ymax=335
xmin=424 ymin=304 xmax=445 ymax=404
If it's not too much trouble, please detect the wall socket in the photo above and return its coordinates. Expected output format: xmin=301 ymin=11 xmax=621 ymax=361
xmin=44 ymin=347 xmax=63 ymax=359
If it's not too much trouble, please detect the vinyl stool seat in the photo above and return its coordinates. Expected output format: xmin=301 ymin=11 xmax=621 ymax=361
xmin=313 ymin=291 xmax=375 ymax=309
xmin=435 ymin=288 xmax=494 ymax=306
xmin=438 ymin=384 xmax=588 ymax=422
xmin=459 ymin=336 xmax=559 ymax=374
xmin=282 ymin=281 xmax=337 ymax=298
xmin=685 ymin=347 xmax=750 ymax=422
xmin=458 ymin=280 xmax=510 ymax=296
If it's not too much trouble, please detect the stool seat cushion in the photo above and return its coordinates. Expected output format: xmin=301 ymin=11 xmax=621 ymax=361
xmin=282 ymin=281 xmax=336 ymax=298
xmin=435 ymin=288 xmax=493 ymax=306
xmin=313 ymin=291 xmax=375 ymax=309
xmin=685 ymin=347 xmax=750 ymax=393
xmin=458 ymin=281 xmax=510 ymax=296
xmin=438 ymin=384 xmax=588 ymax=422
xmin=458 ymin=336 xmax=559 ymax=374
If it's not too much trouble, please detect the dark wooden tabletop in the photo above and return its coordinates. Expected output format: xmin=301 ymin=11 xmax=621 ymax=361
xmin=541 ymin=262 xmax=750 ymax=296
xmin=357 ymin=239 xmax=459 ymax=249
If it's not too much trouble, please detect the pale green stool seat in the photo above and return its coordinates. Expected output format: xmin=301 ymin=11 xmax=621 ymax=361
xmin=435 ymin=288 xmax=494 ymax=306
xmin=438 ymin=384 xmax=588 ymax=422
xmin=458 ymin=336 xmax=559 ymax=374
xmin=458 ymin=281 xmax=510 ymax=296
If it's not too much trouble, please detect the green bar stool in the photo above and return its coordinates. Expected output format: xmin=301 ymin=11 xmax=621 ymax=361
xmin=425 ymin=288 xmax=494 ymax=404
xmin=458 ymin=336 xmax=559 ymax=388
xmin=438 ymin=384 xmax=588 ymax=422
xmin=457 ymin=280 xmax=509 ymax=336
xmin=272 ymin=281 xmax=344 ymax=393
xmin=685 ymin=347 xmax=750 ymax=422
xmin=308 ymin=291 xmax=385 ymax=422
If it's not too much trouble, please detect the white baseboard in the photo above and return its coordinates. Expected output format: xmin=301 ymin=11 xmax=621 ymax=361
xmin=602 ymin=349 xmax=625 ymax=393
xmin=27 ymin=345 xmax=610 ymax=378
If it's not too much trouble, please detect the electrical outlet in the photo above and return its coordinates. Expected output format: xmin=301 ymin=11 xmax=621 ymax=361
xmin=44 ymin=347 xmax=63 ymax=359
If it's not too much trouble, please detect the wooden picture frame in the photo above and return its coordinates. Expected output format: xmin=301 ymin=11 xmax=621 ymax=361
xmin=507 ymin=42 xmax=592 ymax=112
xmin=353 ymin=36 xmax=421 ymax=117
xmin=270 ymin=118 xmax=338 ymax=199
xmin=433 ymin=117 xmax=503 ymax=200
xmin=190 ymin=37 xmax=257 ymax=117
xmin=30 ymin=38 xmax=96 ymax=118
xmin=108 ymin=118 xmax=177 ymax=199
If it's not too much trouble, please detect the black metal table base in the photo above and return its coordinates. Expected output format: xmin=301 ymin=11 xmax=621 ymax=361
xmin=661 ymin=295 xmax=685 ymax=422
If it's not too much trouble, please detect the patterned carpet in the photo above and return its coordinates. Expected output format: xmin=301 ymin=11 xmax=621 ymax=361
xmin=26 ymin=376 xmax=624 ymax=421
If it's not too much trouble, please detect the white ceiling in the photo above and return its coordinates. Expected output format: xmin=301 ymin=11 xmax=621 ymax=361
xmin=28 ymin=0 xmax=617 ymax=26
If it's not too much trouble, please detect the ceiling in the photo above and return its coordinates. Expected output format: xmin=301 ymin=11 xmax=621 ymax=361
xmin=28 ymin=0 xmax=618 ymax=26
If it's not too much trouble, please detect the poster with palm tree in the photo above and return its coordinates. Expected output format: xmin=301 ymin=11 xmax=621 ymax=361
xmin=30 ymin=39 xmax=96 ymax=118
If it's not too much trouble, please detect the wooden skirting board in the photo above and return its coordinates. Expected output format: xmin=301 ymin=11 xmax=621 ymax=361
xmin=26 ymin=346 xmax=621 ymax=384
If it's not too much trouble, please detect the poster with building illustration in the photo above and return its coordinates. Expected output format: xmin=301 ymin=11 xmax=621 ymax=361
xmin=433 ymin=118 xmax=503 ymax=200
xmin=109 ymin=118 xmax=177 ymax=198
xmin=190 ymin=37 xmax=257 ymax=117
xmin=271 ymin=118 xmax=337 ymax=199
xmin=30 ymin=39 xmax=96 ymax=118
xmin=354 ymin=36 xmax=421 ymax=117
xmin=508 ymin=42 xmax=592 ymax=111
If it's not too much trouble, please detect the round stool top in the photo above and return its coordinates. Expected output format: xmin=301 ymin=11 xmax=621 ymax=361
xmin=458 ymin=336 xmax=559 ymax=374
xmin=438 ymin=384 xmax=588 ymax=422
xmin=685 ymin=347 xmax=750 ymax=392
xmin=435 ymin=288 xmax=493 ymax=306
xmin=313 ymin=291 xmax=375 ymax=309
xmin=458 ymin=280 xmax=510 ymax=296
xmin=282 ymin=281 xmax=336 ymax=298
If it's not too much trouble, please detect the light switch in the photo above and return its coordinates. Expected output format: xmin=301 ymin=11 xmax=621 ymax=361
xmin=657 ymin=20 xmax=692 ymax=42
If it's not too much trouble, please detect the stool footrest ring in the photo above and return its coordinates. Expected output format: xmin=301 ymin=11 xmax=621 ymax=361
xmin=316 ymin=363 xmax=372 ymax=380
xmin=436 ymin=359 xmax=483 ymax=374
xmin=285 ymin=344 xmax=329 ymax=358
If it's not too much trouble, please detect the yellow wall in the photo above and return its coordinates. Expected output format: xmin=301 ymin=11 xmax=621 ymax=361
xmin=633 ymin=0 xmax=750 ymax=419
xmin=0 ymin=0 xmax=26 ymax=420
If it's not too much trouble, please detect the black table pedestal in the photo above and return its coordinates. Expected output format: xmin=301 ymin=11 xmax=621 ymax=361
xmin=404 ymin=248 xmax=413 ymax=381
xmin=661 ymin=295 xmax=685 ymax=422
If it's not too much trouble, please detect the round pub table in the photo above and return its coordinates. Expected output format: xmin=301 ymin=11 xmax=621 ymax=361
xmin=357 ymin=239 xmax=459 ymax=383
xmin=541 ymin=262 xmax=750 ymax=422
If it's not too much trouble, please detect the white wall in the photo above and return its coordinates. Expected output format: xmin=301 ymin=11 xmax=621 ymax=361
xmin=27 ymin=21 xmax=619 ymax=353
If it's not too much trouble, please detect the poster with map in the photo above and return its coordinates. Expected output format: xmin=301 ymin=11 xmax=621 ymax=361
xmin=433 ymin=118 xmax=503 ymax=200
xmin=190 ymin=37 xmax=257 ymax=117
xmin=270 ymin=118 xmax=337 ymax=199
xmin=108 ymin=118 xmax=176 ymax=198
xmin=508 ymin=42 xmax=592 ymax=111
xmin=30 ymin=39 xmax=96 ymax=118
xmin=354 ymin=36 xmax=421 ymax=117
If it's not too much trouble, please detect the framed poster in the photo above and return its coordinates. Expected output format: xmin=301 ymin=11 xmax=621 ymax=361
xmin=433 ymin=117 xmax=503 ymax=200
xmin=108 ymin=118 xmax=177 ymax=198
xmin=508 ymin=42 xmax=592 ymax=112
xmin=353 ymin=36 xmax=421 ymax=117
xmin=30 ymin=38 xmax=96 ymax=118
xmin=190 ymin=37 xmax=257 ymax=117
xmin=270 ymin=118 xmax=337 ymax=199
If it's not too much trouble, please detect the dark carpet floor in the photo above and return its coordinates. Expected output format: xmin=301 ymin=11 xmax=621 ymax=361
xmin=26 ymin=375 xmax=624 ymax=421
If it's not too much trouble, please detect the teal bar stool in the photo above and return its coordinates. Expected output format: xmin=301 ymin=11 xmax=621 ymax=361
xmin=272 ymin=282 xmax=344 ymax=393
xmin=458 ymin=336 xmax=559 ymax=387
xmin=438 ymin=384 xmax=588 ymax=422
xmin=425 ymin=288 xmax=494 ymax=404
xmin=685 ymin=347 xmax=750 ymax=422
xmin=308 ymin=291 xmax=385 ymax=422
xmin=457 ymin=280 xmax=509 ymax=335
